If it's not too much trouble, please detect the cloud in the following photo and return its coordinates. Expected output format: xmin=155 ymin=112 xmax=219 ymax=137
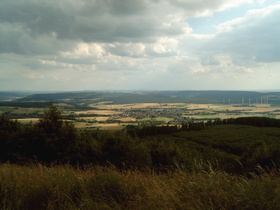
xmin=171 ymin=0 xmax=253 ymax=16
xmin=0 ymin=0 xmax=279 ymax=91
xmin=0 ymin=0 xmax=250 ymax=46
xmin=0 ymin=22 xmax=75 ymax=55
xmin=192 ymin=5 xmax=280 ymax=64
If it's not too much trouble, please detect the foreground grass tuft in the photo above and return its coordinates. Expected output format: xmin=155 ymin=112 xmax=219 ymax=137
xmin=1 ymin=164 xmax=280 ymax=209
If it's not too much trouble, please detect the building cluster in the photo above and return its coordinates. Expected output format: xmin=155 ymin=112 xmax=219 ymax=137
xmin=108 ymin=108 xmax=192 ymax=124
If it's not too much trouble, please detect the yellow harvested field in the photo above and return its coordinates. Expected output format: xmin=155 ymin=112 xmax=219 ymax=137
xmin=120 ymin=103 xmax=159 ymax=108
xmin=78 ymin=116 xmax=109 ymax=121
xmin=116 ymin=117 xmax=137 ymax=122
xmin=186 ymin=104 xmax=224 ymax=110
xmin=16 ymin=118 xmax=40 ymax=123
xmin=160 ymin=103 xmax=186 ymax=106
xmin=77 ymin=117 xmax=96 ymax=120
xmin=75 ymin=110 xmax=122 ymax=115
xmin=94 ymin=116 xmax=110 ymax=121
xmin=185 ymin=104 xmax=280 ymax=112
xmin=243 ymin=107 xmax=279 ymax=113
xmin=187 ymin=114 xmax=261 ymax=120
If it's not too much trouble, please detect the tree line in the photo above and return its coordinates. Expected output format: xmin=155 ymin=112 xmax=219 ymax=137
xmin=0 ymin=104 xmax=150 ymax=169
xmin=127 ymin=117 xmax=280 ymax=137
xmin=2 ymin=104 xmax=280 ymax=173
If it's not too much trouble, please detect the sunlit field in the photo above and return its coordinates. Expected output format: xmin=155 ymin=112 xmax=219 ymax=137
xmin=73 ymin=103 xmax=280 ymax=130
xmin=6 ymin=103 xmax=280 ymax=130
xmin=74 ymin=110 xmax=122 ymax=115
xmin=16 ymin=118 xmax=40 ymax=123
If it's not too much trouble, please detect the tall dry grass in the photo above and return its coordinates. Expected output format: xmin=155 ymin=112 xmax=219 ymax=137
xmin=1 ymin=163 xmax=280 ymax=209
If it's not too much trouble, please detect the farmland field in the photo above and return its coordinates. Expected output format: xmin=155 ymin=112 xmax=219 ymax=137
xmin=116 ymin=117 xmax=137 ymax=122
xmin=2 ymin=102 xmax=280 ymax=130
xmin=78 ymin=116 xmax=109 ymax=121
xmin=76 ymin=103 xmax=280 ymax=129
xmin=89 ymin=102 xmax=161 ymax=109
xmin=16 ymin=118 xmax=40 ymax=123
xmin=74 ymin=122 xmax=124 ymax=130
xmin=74 ymin=110 xmax=122 ymax=115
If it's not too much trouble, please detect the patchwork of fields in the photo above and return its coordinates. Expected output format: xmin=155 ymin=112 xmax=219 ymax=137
xmin=1 ymin=102 xmax=280 ymax=130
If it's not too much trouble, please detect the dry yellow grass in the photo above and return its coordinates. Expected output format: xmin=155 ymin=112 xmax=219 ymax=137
xmin=2 ymin=163 xmax=280 ymax=210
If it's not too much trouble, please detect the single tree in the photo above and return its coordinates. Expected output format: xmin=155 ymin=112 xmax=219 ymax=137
xmin=37 ymin=103 xmax=63 ymax=134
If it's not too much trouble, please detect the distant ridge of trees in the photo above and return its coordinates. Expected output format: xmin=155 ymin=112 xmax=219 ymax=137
xmin=8 ymin=90 xmax=280 ymax=105
xmin=127 ymin=117 xmax=280 ymax=137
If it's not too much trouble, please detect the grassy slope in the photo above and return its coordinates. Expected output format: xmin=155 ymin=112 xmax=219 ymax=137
xmin=140 ymin=124 xmax=280 ymax=173
xmin=2 ymin=124 xmax=280 ymax=209
xmin=1 ymin=164 xmax=280 ymax=210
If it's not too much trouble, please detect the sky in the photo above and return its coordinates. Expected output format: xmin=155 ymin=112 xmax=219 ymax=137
xmin=0 ymin=0 xmax=280 ymax=91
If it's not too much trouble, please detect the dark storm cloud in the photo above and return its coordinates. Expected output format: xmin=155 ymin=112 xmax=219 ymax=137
xmin=0 ymin=0 xmax=160 ymax=45
xmin=0 ymin=22 xmax=75 ymax=55
xmin=0 ymin=0 xmax=73 ymax=38
xmin=0 ymin=0 xmax=247 ymax=56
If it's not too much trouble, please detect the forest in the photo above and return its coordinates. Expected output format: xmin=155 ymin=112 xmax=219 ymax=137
xmin=2 ymin=104 xmax=280 ymax=209
xmin=2 ymin=90 xmax=280 ymax=105
xmin=2 ymin=104 xmax=280 ymax=172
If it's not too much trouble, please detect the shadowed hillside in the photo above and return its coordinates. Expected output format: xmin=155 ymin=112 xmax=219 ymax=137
xmin=11 ymin=90 xmax=280 ymax=105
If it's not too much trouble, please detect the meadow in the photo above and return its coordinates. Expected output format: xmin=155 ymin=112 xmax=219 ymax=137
xmin=1 ymin=163 xmax=280 ymax=210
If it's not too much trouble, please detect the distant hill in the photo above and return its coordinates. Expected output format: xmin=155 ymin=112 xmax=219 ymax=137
xmin=0 ymin=92 xmax=31 ymax=101
xmin=13 ymin=90 xmax=280 ymax=105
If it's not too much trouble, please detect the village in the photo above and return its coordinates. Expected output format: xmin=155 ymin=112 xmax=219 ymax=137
xmin=107 ymin=108 xmax=192 ymax=124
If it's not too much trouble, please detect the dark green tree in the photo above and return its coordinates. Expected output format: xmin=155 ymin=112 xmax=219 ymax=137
xmin=0 ymin=114 xmax=21 ymax=161
xmin=37 ymin=103 xmax=63 ymax=134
